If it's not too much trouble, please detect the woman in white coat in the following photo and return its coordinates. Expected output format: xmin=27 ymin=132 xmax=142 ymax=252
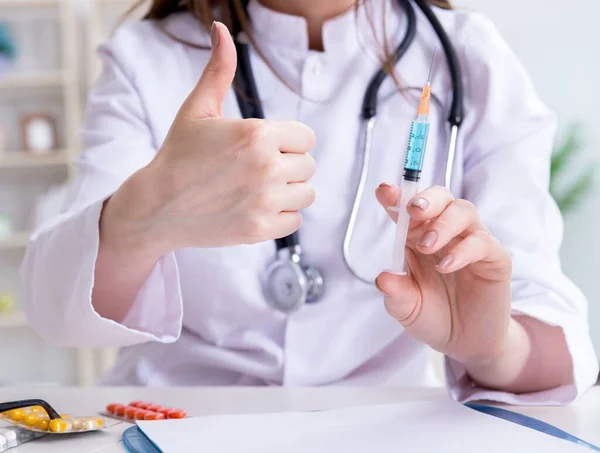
xmin=21 ymin=0 xmax=598 ymax=404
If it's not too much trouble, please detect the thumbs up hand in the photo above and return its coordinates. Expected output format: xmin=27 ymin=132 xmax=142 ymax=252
xmin=102 ymin=22 xmax=317 ymax=254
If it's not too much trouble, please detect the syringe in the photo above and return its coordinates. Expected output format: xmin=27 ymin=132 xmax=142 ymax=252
xmin=388 ymin=51 xmax=436 ymax=275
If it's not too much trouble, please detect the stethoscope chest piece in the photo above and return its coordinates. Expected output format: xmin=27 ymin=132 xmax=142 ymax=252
xmin=264 ymin=246 xmax=324 ymax=314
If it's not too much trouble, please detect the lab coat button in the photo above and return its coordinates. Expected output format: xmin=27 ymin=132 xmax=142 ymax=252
xmin=306 ymin=56 xmax=320 ymax=75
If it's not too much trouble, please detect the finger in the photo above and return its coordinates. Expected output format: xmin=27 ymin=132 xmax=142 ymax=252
xmin=435 ymin=229 xmax=510 ymax=279
xmin=184 ymin=21 xmax=237 ymax=118
xmin=375 ymin=272 xmax=421 ymax=326
xmin=271 ymin=211 xmax=303 ymax=239
xmin=273 ymin=121 xmax=316 ymax=154
xmin=275 ymin=183 xmax=316 ymax=212
xmin=375 ymin=183 xmax=401 ymax=223
xmin=415 ymin=199 xmax=485 ymax=255
xmin=279 ymin=153 xmax=316 ymax=183
xmin=406 ymin=185 xmax=454 ymax=222
xmin=376 ymin=184 xmax=425 ymax=235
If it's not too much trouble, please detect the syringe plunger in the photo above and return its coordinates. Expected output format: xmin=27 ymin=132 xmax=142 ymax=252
xmin=389 ymin=180 xmax=419 ymax=275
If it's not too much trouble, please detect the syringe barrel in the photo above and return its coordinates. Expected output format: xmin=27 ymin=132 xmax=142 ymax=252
xmin=389 ymin=180 xmax=420 ymax=275
xmin=403 ymin=117 xmax=430 ymax=182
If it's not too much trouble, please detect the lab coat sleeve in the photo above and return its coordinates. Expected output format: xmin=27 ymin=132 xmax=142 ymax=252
xmin=20 ymin=28 xmax=184 ymax=348
xmin=443 ymin=14 xmax=598 ymax=404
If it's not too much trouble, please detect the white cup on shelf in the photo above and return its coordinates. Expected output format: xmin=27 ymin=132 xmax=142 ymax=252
xmin=0 ymin=214 xmax=13 ymax=239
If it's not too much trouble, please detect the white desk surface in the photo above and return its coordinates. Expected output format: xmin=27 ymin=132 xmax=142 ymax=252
xmin=1 ymin=386 xmax=598 ymax=452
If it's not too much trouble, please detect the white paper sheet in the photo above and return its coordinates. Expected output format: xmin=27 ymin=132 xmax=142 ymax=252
xmin=137 ymin=399 xmax=589 ymax=453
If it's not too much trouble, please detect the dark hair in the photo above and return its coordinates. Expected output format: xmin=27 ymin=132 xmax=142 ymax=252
xmin=123 ymin=0 xmax=453 ymax=92
xmin=127 ymin=0 xmax=453 ymax=40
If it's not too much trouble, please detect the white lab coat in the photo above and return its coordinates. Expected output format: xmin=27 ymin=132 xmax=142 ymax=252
xmin=21 ymin=0 xmax=598 ymax=404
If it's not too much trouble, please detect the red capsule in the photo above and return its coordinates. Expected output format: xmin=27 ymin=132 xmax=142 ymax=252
xmin=144 ymin=412 xmax=166 ymax=421
xmin=129 ymin=401 xmax=147 ymax=409
xmin=145 ymin=404 xmax=163 ymax=412
xmin=135 ymin=410 xmax=150 ymax=420
xmin=167 ymin=409 xmax=187 ymax=419
xmin=106 ymin=403 xmax=122 ymax=414
xmin=125 ymin=407 xmax=142 ymax=419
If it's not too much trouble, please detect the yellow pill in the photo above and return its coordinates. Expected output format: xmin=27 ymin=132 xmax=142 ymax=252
xmin=49 ymin=419 xmax=69 ymax=433
xmin=23 ymin=413 xmax=39 ymax=426
xmin=82 ymin=418 xmax=103 ymax=430
xmin=37 ymin=419 xmax=49 ymax=431
xmin=9 ymin=409 xmax=25 ymax=421
xmin=30 ymin=406 xmax=46 ymax=414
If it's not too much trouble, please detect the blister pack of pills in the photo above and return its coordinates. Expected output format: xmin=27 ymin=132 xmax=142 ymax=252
xmin=0 ymin=426 xmax=46 ymax=451
xmin=0 ymin=402 xmax=105 ymax=434
xmin=106 ymin=401 xmax=187 ymax=422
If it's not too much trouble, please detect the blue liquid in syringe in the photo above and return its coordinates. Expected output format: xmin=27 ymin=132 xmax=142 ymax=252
xmin=404 ymin=120 xmax=430 ymax=179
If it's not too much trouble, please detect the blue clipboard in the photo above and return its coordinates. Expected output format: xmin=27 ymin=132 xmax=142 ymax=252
xmin=122 ymin=404 xmax=600 ymax=452
xmin=122 ymin=426 xmax=161 ymax=453
xmin=466 ymin=404 xmax=600 ymax=452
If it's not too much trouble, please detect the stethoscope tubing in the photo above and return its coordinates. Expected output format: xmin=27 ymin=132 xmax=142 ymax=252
xmin=232 ymin=0 xmax=464 ymax=287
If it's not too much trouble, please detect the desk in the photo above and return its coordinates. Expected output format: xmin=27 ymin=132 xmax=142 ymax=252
xmin=1 ymin=387 xmax=599 ymax=452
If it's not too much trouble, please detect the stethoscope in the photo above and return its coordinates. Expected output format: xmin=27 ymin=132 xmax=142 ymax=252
xmin=231 ymin=0 xmax=464 ymax=314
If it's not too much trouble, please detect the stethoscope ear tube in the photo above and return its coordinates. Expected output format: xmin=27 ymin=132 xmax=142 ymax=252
xmin=343 ymin=117 xmax=378 ymax=284
xmin=413 ymin=0 xmax=464 ymax=128
xmin=362 ymin=0 xmax=417 ymax=120
xmin=445 ymin=124 xmax=459 ymax=189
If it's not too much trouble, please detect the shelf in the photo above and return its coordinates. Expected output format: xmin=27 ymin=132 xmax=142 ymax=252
xmin=94 ymin=0 xmax=135 ymax=4
xmin=0 ymin=150 xmax=71 ymax=168
xmin=0 ymin=71 xmax=67 ymax=89
xmin=0 ymin=0 xmax=60 ymax=7
xmin=0 ymin=231 xmax=30 ymax=249
xmin=0 ymin=312 xmax=28 ymax=328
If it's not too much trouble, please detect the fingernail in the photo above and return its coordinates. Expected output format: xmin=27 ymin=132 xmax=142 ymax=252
xmin=375 ymin=278 xmax=390 ymax=297
xmin=438 ymin=255 xmax=454 ymax=270
xmin=211 ymin=22 xmax=220 ymax=49
xmin=418 ymin=231 xmax=437 ymax=248
xmin=379 ymin=182 xmax=396 ymax=189
xmin=409 ymin=197 xmax=429 ymax=210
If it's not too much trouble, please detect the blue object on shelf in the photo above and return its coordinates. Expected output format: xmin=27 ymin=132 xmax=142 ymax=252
xmin=467 ymin=404 xmax=600 ymax=452
xmin=0 ymin=23 xmax=16 ymax=61
xmin=122 ymin=426 xmax=162 ymax=453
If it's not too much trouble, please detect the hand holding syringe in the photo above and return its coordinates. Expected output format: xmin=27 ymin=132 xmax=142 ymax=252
xmin=388 ymin=51 xmax=436 ymax=275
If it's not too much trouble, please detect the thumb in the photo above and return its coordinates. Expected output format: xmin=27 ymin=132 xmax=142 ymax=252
xmin=377 ymin=270 xmax=447 ymax=351
xmin=185 ymin=21 xmax=237 ymax=118
xmin=376 ymin=272 xmax=421 ymax=326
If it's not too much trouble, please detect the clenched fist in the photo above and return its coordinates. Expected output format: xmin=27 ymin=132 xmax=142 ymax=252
xmin=102 ymin=21 xmax=316 ymax=255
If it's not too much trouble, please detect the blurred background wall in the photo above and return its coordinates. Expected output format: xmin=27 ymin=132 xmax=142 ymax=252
xmin=0 ymin=0 xmax=598 ymax=386
xmin=454 ymin=0 xmax=600 ymax=354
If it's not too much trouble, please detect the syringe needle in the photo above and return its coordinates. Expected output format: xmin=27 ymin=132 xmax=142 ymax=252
xmin=427 ymin=48 xmax=437 ymax=83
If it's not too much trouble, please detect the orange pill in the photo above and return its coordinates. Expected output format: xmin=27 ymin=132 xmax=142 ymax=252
xmin=125 ymin=407 xmax=141 ymax=419
xmin=134 ymin=410 xmax=150 ymax=420
xmin=167 ymin=410 xmax=187 ymax=419
xmin=106 ymin=404 xmax=122 ymax=414
xmin=115 ymin=405 xmax=128 ymax=417
xmin=130 ymin=401 xmax=148 ymax=409
xmin=157 ymin=407 xmax=173 ymax=416
xmin=144 ymin=412 xmax=166 ymax=421
xmin=145 ymin=405 xmax=163 ymax=412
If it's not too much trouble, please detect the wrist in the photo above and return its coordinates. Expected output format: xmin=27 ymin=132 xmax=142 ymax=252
xmin=99 ymin=167 xmax=173 ymax=263
xmin=462 ymin=318 xmax=531 ymax=389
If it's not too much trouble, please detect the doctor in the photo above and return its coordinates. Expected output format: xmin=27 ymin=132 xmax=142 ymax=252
xmin=21 ymin=0 xmax=597 ymax=403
